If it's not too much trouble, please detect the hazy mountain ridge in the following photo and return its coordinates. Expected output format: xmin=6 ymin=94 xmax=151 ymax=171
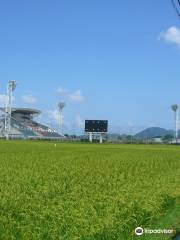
xmin=135 ymin=127 xmax=174 ymax=139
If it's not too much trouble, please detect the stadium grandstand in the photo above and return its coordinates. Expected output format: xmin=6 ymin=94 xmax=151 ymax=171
xmin=0 ymin=108 xmax=64 ymax=139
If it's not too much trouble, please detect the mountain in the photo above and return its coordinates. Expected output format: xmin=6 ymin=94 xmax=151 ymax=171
xmin=135 ymin=127 xmax=174 ymax=139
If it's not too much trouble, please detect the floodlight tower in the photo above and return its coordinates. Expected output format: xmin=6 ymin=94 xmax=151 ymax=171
xmin=5 ymin=80 xmax=17 ymax=140
xmin=171 ymin=104 xmax=179 ymax=142
xmin=58 ymin=102 xmax=65 ymax=135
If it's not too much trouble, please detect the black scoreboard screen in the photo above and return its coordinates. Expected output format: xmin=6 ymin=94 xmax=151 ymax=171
xmin=85 ymin=120 xmax=108 ymax=133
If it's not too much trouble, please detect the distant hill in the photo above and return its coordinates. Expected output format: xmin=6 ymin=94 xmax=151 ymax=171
xmin=135 ymin=127 xmax=174 ymax=139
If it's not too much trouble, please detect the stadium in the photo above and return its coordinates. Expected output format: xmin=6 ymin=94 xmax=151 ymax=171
xmin=0 ymin=107 xmax=63 ymax=139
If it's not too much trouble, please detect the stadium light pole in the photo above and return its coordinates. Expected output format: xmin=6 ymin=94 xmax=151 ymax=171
xmin=58 ymin=102 xmax=65 ymax=135
xmin=171 ymin=104 xmax=179 ymax=143
xmin=5 ymin=80 xmax=17 ymax=140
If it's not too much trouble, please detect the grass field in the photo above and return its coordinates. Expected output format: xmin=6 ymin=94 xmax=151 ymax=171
xmin=0 ymin=141 xmax=179 ymax=240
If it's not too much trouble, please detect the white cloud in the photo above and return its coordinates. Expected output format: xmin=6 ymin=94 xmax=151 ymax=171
xmin=57 ymin=86 xmax=85 ymax=103
xmin=70 ymin=90 xmax=84 ymax=102
xmin=159 ymin=26 xmax=180 ymax=46
xmin=75 ymin=114 xmax=84 ymax=129
xmin=0 ymin=94 xmax=8 ymax=106
xmin=57 ymin=87 xmax=69 ymax=96
xmin=22 ymin=94 xmax=37 ymax=104
xmin=47 ymin=110 xmax=60 ymax=123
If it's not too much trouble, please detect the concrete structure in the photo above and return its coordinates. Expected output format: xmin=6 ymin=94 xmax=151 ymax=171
xmin=0 ymin=108 xmax=64 ymax=139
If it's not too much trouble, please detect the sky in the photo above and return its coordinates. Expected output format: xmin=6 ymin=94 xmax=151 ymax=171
xmin=0 ymin=0 xmax=180 ymax=134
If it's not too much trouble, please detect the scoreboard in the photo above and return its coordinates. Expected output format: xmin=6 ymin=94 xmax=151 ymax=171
xmin=85 ymin=120 xmax=108 ymax=133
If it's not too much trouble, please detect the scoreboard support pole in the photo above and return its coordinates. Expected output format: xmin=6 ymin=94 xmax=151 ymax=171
xmin=100 ymin=133 xmax=103 ymax=144
xmin=89 ymin=132 xmax=93 ymax=143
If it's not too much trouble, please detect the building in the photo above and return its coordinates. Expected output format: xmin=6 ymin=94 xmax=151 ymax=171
xmin=0 ymin=108 xmax=63 ymax=139
xmin=151 ymin=137 xmax=163 ymax=143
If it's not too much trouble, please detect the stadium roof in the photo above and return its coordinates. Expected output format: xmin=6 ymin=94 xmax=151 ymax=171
xmin=0 ymin=108 xmax=41 ymax=115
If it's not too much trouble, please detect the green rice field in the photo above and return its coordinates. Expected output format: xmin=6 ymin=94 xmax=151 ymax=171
xmin=0 ymin=141 xmax=179 ymax=239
